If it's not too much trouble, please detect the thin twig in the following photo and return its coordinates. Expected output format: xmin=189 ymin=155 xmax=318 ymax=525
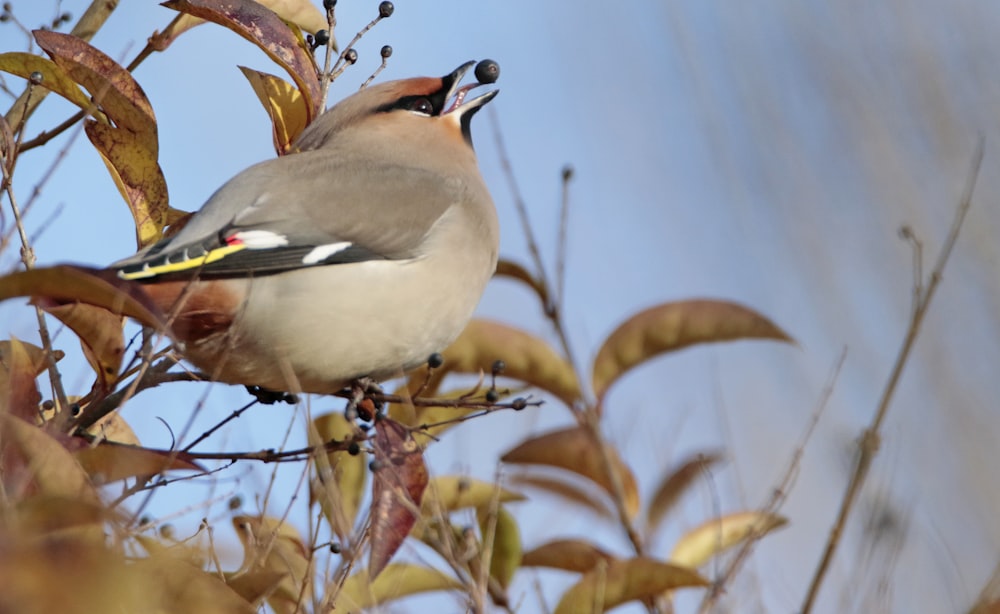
xmin=801 ymin=137 xmax=984 ymax=613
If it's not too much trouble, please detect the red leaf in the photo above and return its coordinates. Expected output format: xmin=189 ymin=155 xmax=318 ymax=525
xmin=369 ymin=418 xmax=428 ymax=579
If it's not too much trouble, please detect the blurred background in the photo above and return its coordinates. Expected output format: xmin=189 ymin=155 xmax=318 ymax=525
xmin=2 ymin=1 xmax=999 ymax=612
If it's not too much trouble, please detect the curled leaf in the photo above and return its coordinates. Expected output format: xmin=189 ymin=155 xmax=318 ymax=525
xmin=40 ymin=302 xmax=124 ymax=391
xmin=669 ymin=511 xmax=788 ymax=568
xmin=436 ymin=319 xmax=580 ymax=406
xmin=592 ymin=299 xmax=794 ymax=401
xmin=521 ymin=539 xmax=615 ymax=573
xmin=494 ymin=259 xmax=550 ymax=309
xmin=0 ymin=413 xmax=99 ymax=504
xmin=646 ymin=451 xmax=724 ymax=535
xmin=233 ymin=515 xmax=311 ymax=613
xmin=553 ymin=557 xmax=708 ymax=614
xmin=501 ymin=427 xmax=640 ymax=518
xmin=240 ymin=67 xmax=309 ymax=155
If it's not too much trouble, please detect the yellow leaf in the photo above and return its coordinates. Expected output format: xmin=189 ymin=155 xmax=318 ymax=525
xmin=592 ymin=299 xmax=794 ymax=401
xmin=41 ymin=302 xmax=124 ymax=390
xmin=477 ymin=505 xmax=521 ymax=589
xmin=669 ymin=511 xmax=788 ymax=568
xmin=334 ymin=563 xmax=461 ymax=610
xmin=240 ymin=67 xmax=310 ymax=155
xmin=422 ymin=476 xmax=526 ymax=516
xmin=502 ymin=427 xmax=640 ymax=518
xmin=0 ymin=52 xmax=102 ymax=116
xmin=436 ymin=319 xmax=580 ymax=406
xmin=553 ymin=557 xmax=708 ymax=614
xmin=310 ymin=411 xmax=367 ymax=541
xmin=233 ymin=515 xmax=312 ymax=614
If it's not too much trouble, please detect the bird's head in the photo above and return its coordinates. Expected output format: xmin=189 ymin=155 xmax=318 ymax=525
xmin=294 ymin=61 xmax=499 ymax=154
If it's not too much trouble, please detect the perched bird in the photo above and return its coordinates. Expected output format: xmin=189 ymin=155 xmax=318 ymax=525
xmin=112 ymin=61 xmax=499 ymax=395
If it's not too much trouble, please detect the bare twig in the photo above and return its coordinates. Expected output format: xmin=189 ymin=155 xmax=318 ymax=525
xmin=801 ymin=137 xmax=984 ymax=613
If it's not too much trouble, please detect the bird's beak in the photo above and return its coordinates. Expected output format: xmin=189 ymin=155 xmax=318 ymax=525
xmin=442 ymin=61 xmax=499 ymax=118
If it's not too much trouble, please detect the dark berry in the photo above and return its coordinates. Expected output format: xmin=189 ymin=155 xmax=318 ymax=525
xmin=313 ymin=29 xmax=330 ymax=47
xmin=427 ymin=352 xmax=444 ymax=369
xmin=369 ymin=459 xmax=383 ymax=472
xmin=378 ymin=1 xmax=394 ymax=18
xmin=347 ymin=441 xmax=361 ymax=456
xmin=491 ymin=359 xmax=505 ymax=375
xmin=344 ymin=48 xmax=358 ymax=64
xmin=511 ymin=398 xmax=527 ymax=411
xmin=486 ymin=389 xmax=500 ymax=403
xmin=380 ymin=45 xmax=393 ymax=59
xmin=330 ymin=542 xmax=342 ymax=554
xmin=228 ymin=496 xmax=242 ymax=510
xmin=475 ymin=59 xmax=500 ymax=84
xmin=323 ymin=0 xmax=336 ymax=9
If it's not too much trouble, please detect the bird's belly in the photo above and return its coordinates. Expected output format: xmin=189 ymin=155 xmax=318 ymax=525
xmin=182 ymin=255 xmax=490 ymax=394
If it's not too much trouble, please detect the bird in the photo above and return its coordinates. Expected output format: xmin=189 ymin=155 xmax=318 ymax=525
xmin=110 ymin=61 xmax=500 ymax=396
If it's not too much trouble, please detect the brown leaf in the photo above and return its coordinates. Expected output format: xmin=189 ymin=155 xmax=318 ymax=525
xmin=74 ymin=442 xmax=203 ymax=483
xmin=369 ymin=418 xmax=428 ymax=579
xmin=0 ymin=52 xmax=100 ymax=115
xmin=233 ymin=515 xmax=311 ymax=614
xmin=41 ymin=302 xmax=124 ymax=391
xmin=162 ymin=0 xmax=321 ymax=121
xmin=553 ymin=557 xmax=708 ymax=614
xmin=508 ymin=473 xmax=615 ymax=519
xmin=646 ymin=451 xmax=725 ymax=535
xmin=592 ymin=299 xmax=794 ymax=402
xmin=521 ymin=539 xmax=616 ymax=573
xmin=224 ymin=570 xmax=288 ymax=609
xmin=240 ymin=66 xmax=310 ymax=155
xmin=434 ymin=319 xmax=580 ymax=406
xmin=0 ymin=338 xmax=52 ymax=421
xmin=0 ymin=413 xmax=99 ymax=504
xmin=502 ymin=427 xmax=640 ymax=518
xmin=34 ymin=30 xmax=156 ymax=145
xmin=669 ymin=511 xmax=788 ymax=568
xmin=33 ymin=30 xmax=173 ymax=247
xmin=0 ymin=265 xmax=167 ymax=331
xmin=310 ymin=411 xmax=367 ymax=541
xmin=494 ymin=259 xmax=550 ymax=309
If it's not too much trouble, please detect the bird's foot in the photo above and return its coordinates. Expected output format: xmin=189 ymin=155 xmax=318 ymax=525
xmin=344 ymin=377 xmax=383 ymax=422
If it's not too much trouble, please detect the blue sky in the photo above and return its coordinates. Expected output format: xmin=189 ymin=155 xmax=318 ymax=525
xmin=3 ymin=1 xmax=1000 ymax=612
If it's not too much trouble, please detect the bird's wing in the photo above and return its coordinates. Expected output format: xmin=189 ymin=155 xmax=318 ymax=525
xmin=114 ymin=151 xmax=463 ymax=281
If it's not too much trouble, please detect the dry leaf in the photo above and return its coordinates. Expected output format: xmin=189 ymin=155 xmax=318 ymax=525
xmin=233 ymin=515 xmax=311 ymax=614
xmin=521 ymin=539 xmax=616 ymax=573
xmin=502 ymin=427 xmax=640 ymax=518
xmin=646 ymin=451 xmax=724 ymax=536
xmin=553 ymin=557 xmax=708 ymax=614
xmin=669 ymin=511 xmax=788 ymax=568
xmin=592 ymin=299 xmax=794 ymax=402
xmin=162 ymin=0 xmax=322 ymax=121
xmin=310 ymin=411 xmax=367 ymax=541
xmin=369 ymin=418 xmax=428 ymax=579
xmin=435 ymin=319 xmax=580 ymax=406
xmin=477 ymin=505 xmax=521 ymax=589
xmin=334 ymin=563 xmax=461 ymax=610
xmin=240 ymin=66 xmax=310 ymax=155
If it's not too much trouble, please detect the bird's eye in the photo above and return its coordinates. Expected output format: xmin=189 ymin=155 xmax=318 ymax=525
xmin=407 ymin=97 xmax=434 ymax=115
